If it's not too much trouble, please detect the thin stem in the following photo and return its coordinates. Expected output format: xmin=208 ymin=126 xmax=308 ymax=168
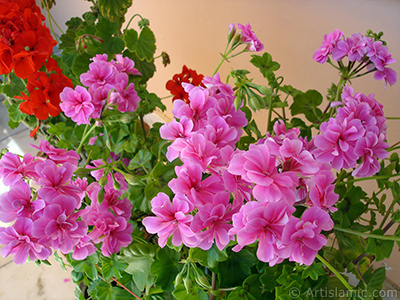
xmin=111 ymin=276 xmax=142 ymax=300
xmin=333 ymin=226 xmax=400 ymax=242
xmin=124 ymin=13 xmax=144 ymax=31
xmin=316 ymin=254 xmax=354 ymax=291
xmin=386 ymin=117 xmax=400 ymax=120
xmin=379 ymin=192 xmax=400 ymax=229
xmin=336 ymin=173 xmax=400 ymax=186
xmin=76 ymin=124 xmax=97 ymax=154
xmin=208 ymin=272 xmax=217 ymax=300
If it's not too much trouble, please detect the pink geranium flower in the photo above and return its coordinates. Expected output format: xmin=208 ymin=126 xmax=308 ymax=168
xmin=282 ymin=207 xmax=333 ymax=265
xmin=32 ymin=195 xmax=87 ymax=254
xmin=237 ymin=22 xmax=264 ymax=52
xmin=0 ymin=181 xmax=45 ymax=223
xmin=80 ymin=59 xmax=117 ymax=89
xmin=0 ymin=217 xmax=52 ymax=264
xmin=60 ymin=86 xmax=94 ymax=125
xmin=313 ymin=29 xmax=343 ymax=63
xmin=230 ymin=201 xmax=294 ymax=265
xmin=109 ymin=73 xmax=141 ymax=113
xmin=142 ymin=192 xmax=197 ymax=248
xmin=113 ymin=54 xmax=141 ymax=76
xmin=191 ymin=192 xmax=235 ymax=251
xmin=30 ymin=140 xmax=80 ymax=166
xmin=0 ymin=152 xmax=39 ymax=186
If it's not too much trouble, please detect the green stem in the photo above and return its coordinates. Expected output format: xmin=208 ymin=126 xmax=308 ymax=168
xmin=379 ymin=192 xmax=400 ymax=229
xmin=336 ymin=173 xmax=400 ymax=186
xmin=76 ymin=124 xmax=97 ymax=154
xmin=124 ymin=13 xmax=144 ymax=31
xmin=333 ymin=226 xmax=400 ymax=242
xmin=316 ymin=254 xmax=354 ymax=291
xmin=386 ymin=117 xmax=400 ymax=120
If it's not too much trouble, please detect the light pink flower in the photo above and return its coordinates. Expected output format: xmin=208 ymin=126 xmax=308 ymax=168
xmin=0 ymin=217 xmax=52 ymax=264
xmin=80 ymin=59 xmax=117 ymax=89
xmin=282 ymin=207 xmax=333 ymax=265
xmin=109 ymin=73 xmax=141 ymax=113
xmin=72 ymin=235 xmax=96 ymax=260
xmin=60 ymin=86 xmax=94 ymax=125
xmin=142 ymin=193 xmax=197 ymax=248
xmin=307 ymin=170 xmax=338 ymax=212
xmin=230 ymin=201 xmax=294 ymax=265
xmin=113 ymin=54 xmax=141 ymax=76
xmin=160 ymin=117 xmax=193 ymax=141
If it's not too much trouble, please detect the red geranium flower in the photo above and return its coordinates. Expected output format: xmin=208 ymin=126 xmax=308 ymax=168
xmin=166 ymin=65 xmax=205 ymax=103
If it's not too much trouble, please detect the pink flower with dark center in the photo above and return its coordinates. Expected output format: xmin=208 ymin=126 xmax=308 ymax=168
xmin=282 ymin=207 xmax=333 ymax=265
xmin=230 ymin=201 xmax=294 ymax=265
xmin=237 ymin=22 xmax=264 ymax=52
xmin=142 ymin=192 xmax=197 ymax=248
xmin=0 ymin=152 xmax=39 ymax=186
xmin=60 ymin=86 xmax=94 ymax=125
xmin=0 ymin=217 xmax=52 ymax=264
xmin=30 ymin=140 xmax=80 ymax=166
xmin=0 ymin=181 xmax=45 ymax=223
xmin=191 ymin=191 xmax=235 ymax=251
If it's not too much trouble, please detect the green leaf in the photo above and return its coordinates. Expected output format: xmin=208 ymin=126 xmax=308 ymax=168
xmin=129 ymin=149 xmax=153 ymax=169
xmin=301 ymin=262 xmax=326 ymax=281
xmin=150 ymin=247 xmax=183 ymax=292
xmin=214 ymin=248 xmax=257 ymax=288
xmin=102 ymin=36 xmax=125 ymax=56
xmin=123 ymin=29 xmax=138 ymax=52
xmin=95 ymin=17 xmax=119 ymax=38
xmin=123 ymin=50 xmax=156 ymax=83
xmin=172 ymin=283 xmax=208 ymax=300
xmin=2 ymin=72 xmax=25 ymax=97
xmin=366 ymin=229 xmax=394 ymax=261
xmin=250 ymin=52 xmax=280 ymax=78
xmin=91 ymin=281 xmax=118 ymax=300
xmin=72 ymin=52 xmax=92 ymax=79
xmin=6 ymin=99 xmax=25 ymax=128
xmin=364 ymin=267 xmax=386 ymax=289
xmin=136 ymin=26 xmax=156 ymax=62
xmin=98 ymin=0 xmax=133 ymax=22
xmin=290 ymin=90 xmax=323 ymax=123
xmin=191 ymin=244 xmax=228 ymax=269
xmin=121 ymin=243 xmax=156 ymax=291
xmin=100 ymin=254 xmax=128 ymax=279
xmin=69 ymin=253 xmax=99 ymax=280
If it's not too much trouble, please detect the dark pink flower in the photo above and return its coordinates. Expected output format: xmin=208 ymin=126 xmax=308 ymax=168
xmin=113 ymin=54 xmax=141 ymax=76
xmin=80 ymin=59 xmax=117 ymax=89
xmin=0 ymin=217 xmax=52 ymax=264
xmin=72 ymin=235 xmax=96 ymax=260
xmin=307 ymin=170 xmax=338 ymax=212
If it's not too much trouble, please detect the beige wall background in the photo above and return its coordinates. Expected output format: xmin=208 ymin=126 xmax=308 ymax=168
xmin=46 ymin=0 xmax=400 ymax=286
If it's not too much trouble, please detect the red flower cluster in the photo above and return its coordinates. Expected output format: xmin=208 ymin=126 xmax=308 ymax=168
xmin=166 ymin=65 xmax=204 ymax=103
xmin=17 ymin=58 xmax=72 ymax=120
xmin=0 ymin=0 xmax=73 ymax=127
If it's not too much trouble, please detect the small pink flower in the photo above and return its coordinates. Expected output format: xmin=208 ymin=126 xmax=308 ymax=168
xmin=113 ymin=54 xmax=141 ymax=76
xmin=237 ymin=22 xmax=264 ymax=52
xmin=0 ymin=152 xmax=39 ymax=186
xmin=142 ymin=193 xmax=197 ymax=248
xmin=60 ymin=86 xmax=95 ymax=125
xmin=30 ymin=140 xmax=80 ymax=166
xmin=313 ymin=29 xmax=343 ymax=63
xmin=80 ymin=59 xmax=117 ymax=89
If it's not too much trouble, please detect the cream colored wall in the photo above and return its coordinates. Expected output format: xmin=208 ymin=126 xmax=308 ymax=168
xmin=46 ymin=0 xmax=400 ymax=286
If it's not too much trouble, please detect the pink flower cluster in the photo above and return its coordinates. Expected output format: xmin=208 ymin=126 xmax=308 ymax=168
xmin=313 ymin=30 xmax=397 ymax=87
xmin=313 ymin=85 xmax=389 ymax=177
xmin=59 ymin=54 xmax=141 ymax=125
xmin=143 ymin=73 xmax=337 ymax=265
xmin=0 ymin=141 xmax=132 ymax=264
